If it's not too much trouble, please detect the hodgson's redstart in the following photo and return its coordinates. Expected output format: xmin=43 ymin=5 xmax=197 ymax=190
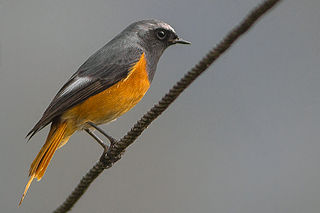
xmin=20 ymin=19 xmax=190 ymax=204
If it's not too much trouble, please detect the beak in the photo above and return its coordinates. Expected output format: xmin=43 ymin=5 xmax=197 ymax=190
xmin=174 ymin=38 xmax=191 ymax=45
xmin=170 ymin=37 xmax=191 ymax=45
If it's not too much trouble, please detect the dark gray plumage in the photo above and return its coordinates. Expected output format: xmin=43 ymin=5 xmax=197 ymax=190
xmin=27 ymin=19 xmax=190 ymax=139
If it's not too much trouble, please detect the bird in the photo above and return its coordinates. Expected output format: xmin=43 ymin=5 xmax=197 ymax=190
xmin=19 ymin=19 xmax=190 ymax=205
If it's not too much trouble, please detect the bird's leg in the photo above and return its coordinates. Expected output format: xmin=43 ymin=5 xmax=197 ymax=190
xmin=86 ymin=122 xmax=125 ymax=164
xmin=85 ymin=129 xmax=109 ymax=154
xmin=87 ymin=122 xmax=117 ymax=146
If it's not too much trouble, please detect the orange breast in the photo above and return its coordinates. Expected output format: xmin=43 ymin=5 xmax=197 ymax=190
xmin=62 ymin=53 xmax=150 ymax=128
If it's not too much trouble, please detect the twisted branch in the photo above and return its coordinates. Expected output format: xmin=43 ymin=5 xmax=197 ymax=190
xmin=53 ymin=0 xmax=282 ymax=212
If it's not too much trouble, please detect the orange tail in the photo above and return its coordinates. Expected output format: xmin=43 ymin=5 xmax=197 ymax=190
xmin=19 ymin=121 xmax=69 ymax=205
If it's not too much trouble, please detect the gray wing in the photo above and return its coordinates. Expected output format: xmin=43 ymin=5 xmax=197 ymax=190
xmin=27 ymin=47 xmax=143 ymax=139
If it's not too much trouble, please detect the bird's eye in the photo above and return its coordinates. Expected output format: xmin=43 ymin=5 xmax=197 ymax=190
xmin=156 ymin=29 xmax=167 ymax=40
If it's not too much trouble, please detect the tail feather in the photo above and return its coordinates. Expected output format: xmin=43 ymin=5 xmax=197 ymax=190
xmin=19 ymin=174 xmax=35 ymax=206
xmin=28 ymin=125 xmax=58 ymax=176
xmin=36 ymin=131 xmax=64 ymax=179
xmin=19 ymin=121 xmax=68 ymax=205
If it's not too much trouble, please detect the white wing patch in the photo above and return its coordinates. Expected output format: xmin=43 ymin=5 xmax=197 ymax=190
xmin=58 ymin=76 xmax=91 ymax=97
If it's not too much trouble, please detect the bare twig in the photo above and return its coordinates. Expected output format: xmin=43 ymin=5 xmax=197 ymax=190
xmin=53 ymin=0 xmax=282 ymax=212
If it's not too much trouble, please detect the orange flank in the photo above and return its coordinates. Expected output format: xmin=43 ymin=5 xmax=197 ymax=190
xmin=61 ymin=53 xmax=150 ymax=128
xmin=20 ymin=53 xmax=150 ymax=205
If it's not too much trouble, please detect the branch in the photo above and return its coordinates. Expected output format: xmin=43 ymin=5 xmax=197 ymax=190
xmin=53 ymin=0 xmax=282 ymax=212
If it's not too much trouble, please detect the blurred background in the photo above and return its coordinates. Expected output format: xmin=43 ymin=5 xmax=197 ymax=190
xmin=1 ymin=0 xmax=320 ymax=212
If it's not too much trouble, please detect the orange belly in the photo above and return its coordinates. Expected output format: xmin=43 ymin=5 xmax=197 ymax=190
xmin=61 ymin=53 xmax=150 ymax=129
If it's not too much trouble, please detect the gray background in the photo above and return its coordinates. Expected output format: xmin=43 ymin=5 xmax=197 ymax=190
xmin=1 ymin=0 xmax=320 ymax=212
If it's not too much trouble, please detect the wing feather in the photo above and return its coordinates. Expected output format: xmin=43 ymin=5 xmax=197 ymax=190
xmin=27 ymin=47 xmax=143 ymax=139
